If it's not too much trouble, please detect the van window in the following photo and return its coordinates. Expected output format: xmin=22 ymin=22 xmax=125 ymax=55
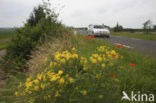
xmin=94 ymin=25 xmax=104 ymax=29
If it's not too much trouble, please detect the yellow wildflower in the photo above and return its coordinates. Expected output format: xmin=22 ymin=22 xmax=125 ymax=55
xmin=92 ymin=54 xmax=98 ymax=58
xmin=48 ymin=95 xmax=51 ymax=98
xmin=50 ymin=75 xmax=60 ymax=81
xmin=103 ymin=57 xmax=106 ymax=61
xmin=90 ymin=57 xmax=97 ymax=64
xmin=71 ymin=47 xmax=76 ymax=51
xmin=68 ymin=77 xmax=74 ymax=83
xmin=111 ymin=50 xmax=116 ymax=55
xmin=55 ymin=53 xmax=61 ymax=60
xmin=28 ymin=91 xmax=32 ymax=94
xmin=50 ymin=62 xmax=54 ymax=67
xmin=83 ymin=66 xmax=87 ymax=71
xmin=26 ymin=76 xmax=32 ymax=82
xmin=109 ymin=62 xmax=114 ymax=67
xmin=106 ymin=51 xmax=109 ymax=55
xmin=81 ymin=90 xmax=87 ymax=96
xmin=44 ymin=57 xmax=48 ymax=62
xmin=72 ymin=54 xmax=78 ymax=59
xmin=58 ymin=77 xmax=65 ymax=84
xmin=43 ymin=74 xmax=46 ymax=81
xmin=25 ymin=82 xmax=32 ymax=88
xmin=55 ymin=91 xmax=61 ymax=97
xmin=98 ymin=95 xmax=103 ymax=99
xmin=58 ymin=70 xmax=63 ymax=75
xmin=34 ymin=86 xmax=39 ymax=91
xmin=95 ymin=74 xmax=100 ymax=79
xmin=120 ymin=66 xmax=124 ymax=69
xmin=108 ymin=54 xmax=112 ymax=58
xmin=25 ymin=88 xmax=29 ymax=92
xmin=65 ymin=53 xmax=70 ymax=60
xmin=60 ymin=59 xmax=65 ymax=63
xmin=33 ymin=79 xmax=39 ymax=84
xmin=18 ymin=82 xmax=22 ymax=88
xmin=101 ymin=63 xmax=106 ymax=68
xmin=37 ymin=73 xmax=42 ymax=80
xmin=114 ymin=79 xmax=120 ymax=83
xmin=41 ymin=84 xmax=45 ymax=90
xmin=14 ymin=91 xmax=18 ymax=96
xmin=98 ymin=57 xmax=102 ymax=62
xmin=46 ymin=83 xmax=50 ymax=87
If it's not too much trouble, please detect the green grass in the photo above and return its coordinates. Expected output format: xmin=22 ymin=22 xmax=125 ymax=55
xmin=77 ymin=35 xmax=156 ymax=102
xmin=0 ymin=71 xmax=26 ymax=103
xmin=0 ymin=35 xmax=156 ymax=103
xmin=0 ymin=29 xmax=14 ymax=50
xmin=111 ymin=32 xmax=156 ymax=41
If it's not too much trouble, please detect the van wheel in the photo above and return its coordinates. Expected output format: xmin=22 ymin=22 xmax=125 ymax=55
xmin=107 ymin=35 xmax=110 ymax=38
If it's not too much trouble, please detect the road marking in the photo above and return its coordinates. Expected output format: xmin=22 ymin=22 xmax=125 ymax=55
xmin=114 ymin=43 xmax=133 ymax=49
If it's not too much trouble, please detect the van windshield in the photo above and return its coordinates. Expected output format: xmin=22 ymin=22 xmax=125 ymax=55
xmin=94 ymin=25 xmax=105 ymax=29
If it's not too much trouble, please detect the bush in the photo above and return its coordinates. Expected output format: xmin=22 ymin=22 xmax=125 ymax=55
xmin=3 ymin=2 xmax=65 ymax=71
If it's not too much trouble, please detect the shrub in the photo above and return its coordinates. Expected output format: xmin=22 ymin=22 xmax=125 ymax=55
xmin=3 ymin=1 xmax=66 ymax=71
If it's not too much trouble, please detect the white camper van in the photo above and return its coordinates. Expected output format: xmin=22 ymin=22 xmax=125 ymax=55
xmin=88 ymin=24 xmax=110 ymax=38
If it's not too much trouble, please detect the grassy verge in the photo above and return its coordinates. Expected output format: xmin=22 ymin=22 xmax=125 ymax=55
xmin=111 ymin=32 xmax=156 ymax=41
xmin=1 ymin=35 xmax=156 ymax=103
xmin=0 ymin=71 xmax=26 ymax=103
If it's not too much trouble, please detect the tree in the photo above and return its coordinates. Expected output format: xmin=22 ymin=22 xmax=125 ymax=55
xmin=153 ymin=25 xmax=156 ymax=30
xmin=27 ymin=5 xmax=46 ymax=27
xmin=114 ymin=22 xmax=123 ymax=32
xmin=143 ymin=19 xmax=152 ymax=33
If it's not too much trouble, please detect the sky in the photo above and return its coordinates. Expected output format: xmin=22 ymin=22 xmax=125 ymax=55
xmin=0 ymin=0 xmax=156 ymax=28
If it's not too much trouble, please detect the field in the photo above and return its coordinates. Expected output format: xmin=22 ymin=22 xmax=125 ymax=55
xmin=0 ymin=28 xmax=14 ymax=50
xmin=0 ymin=35 xmax=156 ymax=103
xmin=111 ymin=31 xmax=156 ymax=41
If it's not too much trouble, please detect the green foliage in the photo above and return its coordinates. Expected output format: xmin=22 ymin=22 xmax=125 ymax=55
xmin=3 ymin=1 xmax=61 ymax=71
xmin=143 ymin=19 xmax=152 ymax=33
xmin=114 ymin=22 xmax=123 ymax=32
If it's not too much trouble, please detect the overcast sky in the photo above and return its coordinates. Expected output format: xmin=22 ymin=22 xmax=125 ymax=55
xmin=0 ymin=0 xmax=156 ymax=28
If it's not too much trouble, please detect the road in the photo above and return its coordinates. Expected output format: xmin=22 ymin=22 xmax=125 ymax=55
xmin=77 ymin=30 xmax=156 ymax=57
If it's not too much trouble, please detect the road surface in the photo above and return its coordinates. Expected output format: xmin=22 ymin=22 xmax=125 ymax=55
xmin=77 ymin=30 xmax=156 ymax=57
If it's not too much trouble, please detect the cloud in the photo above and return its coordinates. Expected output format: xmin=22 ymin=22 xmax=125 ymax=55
xmin=0 ymin=0 xmax=41 ymax=27
xmin=0 ymin=0 xmax=156 ymax=28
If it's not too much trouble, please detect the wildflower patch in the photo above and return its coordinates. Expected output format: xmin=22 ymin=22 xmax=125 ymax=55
xmin=15 ymin=45 xmax=137 ymax=103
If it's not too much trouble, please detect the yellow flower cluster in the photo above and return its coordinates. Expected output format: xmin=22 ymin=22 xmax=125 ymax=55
xmin=15 ymin=46 xmax=121 ymax=102
xmin=88 ymin=46 xmax=119 ymax=68
xmin=16 ymin=48 xmax=79 ymax=97
xmin=54 ymin=50 xmax=78 ymax=63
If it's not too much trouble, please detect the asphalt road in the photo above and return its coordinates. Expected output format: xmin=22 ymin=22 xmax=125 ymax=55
xmin=77 ymin=30 xmax=156 ymax=57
